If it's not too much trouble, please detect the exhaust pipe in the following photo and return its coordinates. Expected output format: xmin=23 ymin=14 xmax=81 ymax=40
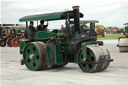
xmin=72 ymin=6 xmax=80 ymax=33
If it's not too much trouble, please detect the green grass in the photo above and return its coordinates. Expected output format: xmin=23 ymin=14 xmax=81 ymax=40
xmin=97 ymin=33 xmax=125 ymax=40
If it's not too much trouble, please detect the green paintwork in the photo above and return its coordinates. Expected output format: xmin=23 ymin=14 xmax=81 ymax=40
xmin=47 ymin=44 xmax=63 ymax=65
xmin=97 ymin=41 xmax=103 ymax=45
xmin=48 ymin=45 xmax=54 ymax=64
xmin=36 ymin=31 xmax=56 ymax=39
xmin=81 ymin=25 xmax=88 ymax=29
xmin=48 ymin=47 xmax=52 ymax=63
xmin=24 ymin=43 xmax=40 ymax=70
xmin=55 ymin=45 xmax=63 ymax=64
xmin=19 ymin=11 xmax=84 ymax=22
xmin=65 ymin=45 xmax=70 ymax=54
xmin=65 ymin=38 xmax=71 ymax=54
xmin=81 ymin=41 xmax=100 ymax=60
xmin=79 ymin=48 xmax=95 ymax=72
xmin=81 ymin=41 xmax=98 ymax=59
xmin=20 ymin=41 xmax=26 ymax=53
xmin=20 ymin=15 xmax=61 ymax=22
xmin=82 ymin=43 xmax=87 ymax=59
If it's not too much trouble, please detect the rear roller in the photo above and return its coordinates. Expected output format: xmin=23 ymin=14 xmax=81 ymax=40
xmin=12 ymin=38 xmax=20 ymax=47
xmin=7 ymin=38 xmax=13 ymax=47
xmin=23 ymin=42 xmax=47 ymax=71
xmin=78 ymin=45 xmax=111 ymax=73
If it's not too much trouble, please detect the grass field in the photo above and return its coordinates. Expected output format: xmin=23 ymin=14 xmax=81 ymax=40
xmin=97 ymin=33 xmax=125 ymax=40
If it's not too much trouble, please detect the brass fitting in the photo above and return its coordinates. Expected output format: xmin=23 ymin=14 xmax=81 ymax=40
xmin=29 ymin=54 xmax=34 ymax=60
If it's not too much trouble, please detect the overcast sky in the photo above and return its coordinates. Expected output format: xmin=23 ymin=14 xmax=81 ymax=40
xmin=1 ymin=0 xmax=128 ymax=28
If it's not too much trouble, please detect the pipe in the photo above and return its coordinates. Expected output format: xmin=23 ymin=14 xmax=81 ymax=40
xmin=72 ymin=6 xmax=80 ymax=33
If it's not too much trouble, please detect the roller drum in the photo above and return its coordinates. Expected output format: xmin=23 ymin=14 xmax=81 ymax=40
xmin=23 ymin=42 xmax=47 ymax=71
xmin=78 ymin=45 xmax=111 ymax=72
xmin=118 ymin=38 xmax=128 ymax=52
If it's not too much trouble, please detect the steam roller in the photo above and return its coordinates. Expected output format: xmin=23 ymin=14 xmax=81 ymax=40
xmin=19 ymin=6 xmax=113 ymax=72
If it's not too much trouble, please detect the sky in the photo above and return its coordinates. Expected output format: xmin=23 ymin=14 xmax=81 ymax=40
xmin=0 ymin=0 xmax=128 ymax=28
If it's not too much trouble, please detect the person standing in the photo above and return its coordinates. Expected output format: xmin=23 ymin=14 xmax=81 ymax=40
xmin=26 ymin=21 xmax=36 ymax=40
xmin=37 ymin=20 xmax=48 ymax=31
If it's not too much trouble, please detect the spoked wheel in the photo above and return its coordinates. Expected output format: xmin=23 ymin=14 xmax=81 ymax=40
xmin=7 ymin=38 xmax=13 ymax=47
xmin=12 ymin=38 xmax=20 ymax=47
xmin=23 ymin=42 xmax=47 ymax=71
xmin=78 ymin=45 xmax=111 ymax=73
xmin=0 ymin=39 xmax=6 ymax=47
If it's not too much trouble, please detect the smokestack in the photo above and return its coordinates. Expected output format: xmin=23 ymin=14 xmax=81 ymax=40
xmin=72 ymin=6 xmax=80 ymax=33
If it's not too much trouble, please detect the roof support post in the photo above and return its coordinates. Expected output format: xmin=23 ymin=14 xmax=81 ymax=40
xmin=26 ymin=21 xmax=28 ymax=29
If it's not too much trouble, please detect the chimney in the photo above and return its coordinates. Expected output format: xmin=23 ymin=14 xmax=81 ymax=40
xmin=72 ymin=6 xmax=80 ymax=33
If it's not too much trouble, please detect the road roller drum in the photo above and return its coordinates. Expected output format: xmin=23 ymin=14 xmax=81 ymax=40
xmin=78 ymin=45 xmax=111 ymax=72
xmin=23 ymin=42 xmax=47 ymax=71
xmin=118 ymin=37 xmax=128 ymax=52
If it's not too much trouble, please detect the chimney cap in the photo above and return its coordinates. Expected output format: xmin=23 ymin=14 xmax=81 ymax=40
xmin=72 ymin=6 xmax=80 ymax=9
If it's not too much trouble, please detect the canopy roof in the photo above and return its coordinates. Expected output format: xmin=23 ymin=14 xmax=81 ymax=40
xmin=80 ymin=20 xmax=99 ymax=24
xmin=19 ymin=11 xmax=84 ymax=22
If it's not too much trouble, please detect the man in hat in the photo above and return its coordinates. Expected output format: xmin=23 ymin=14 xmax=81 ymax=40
xmin=37 ymin=20 xmax=48 ymax=31
xmin=26 ymin=21 xmax=36 ymax=40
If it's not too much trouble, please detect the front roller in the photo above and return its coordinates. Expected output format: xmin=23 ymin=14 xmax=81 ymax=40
xmin=23 ymin=42 xmax=47 ymax=71
xmin=78 ymin=45 xmax=112 ymax=72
